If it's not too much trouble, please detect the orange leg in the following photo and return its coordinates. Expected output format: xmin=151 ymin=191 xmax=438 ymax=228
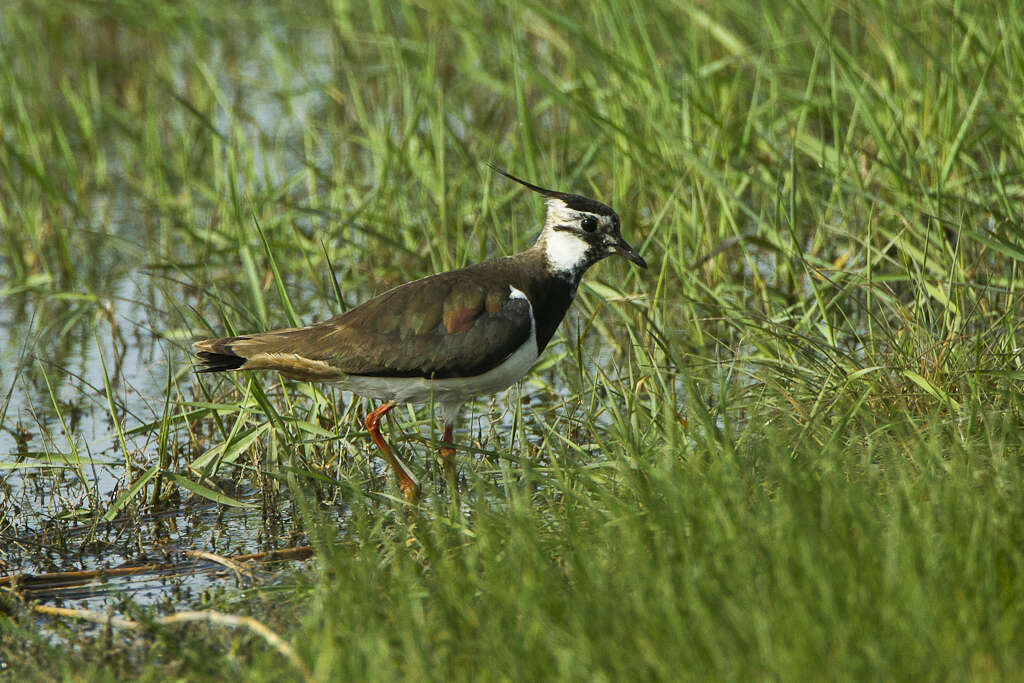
xmin=439 ymin=422 xmax=456 ymax=485
xmin=365 ymin=401 xmax=419 ymax=501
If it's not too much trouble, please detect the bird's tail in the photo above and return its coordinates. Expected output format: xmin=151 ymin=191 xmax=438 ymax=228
xmin=192 ymin=328 xmax=346 ymax=381
xmin=192 ymin=336 xmax=249 ymax=373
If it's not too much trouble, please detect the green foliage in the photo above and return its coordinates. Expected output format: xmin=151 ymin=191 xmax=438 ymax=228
xmin=301 ymin=418 xmax=1024 ymax=680
xmin=2 ymin=0 xmax=1024 ymax=679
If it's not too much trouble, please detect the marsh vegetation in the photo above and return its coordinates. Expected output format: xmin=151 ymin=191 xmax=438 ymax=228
xmin=2 ymin=0 xmax=1023 ymax=679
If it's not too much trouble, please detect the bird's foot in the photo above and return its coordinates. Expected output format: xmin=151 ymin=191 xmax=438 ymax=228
xmin=399 ymin=475 xmax=421 ymax=502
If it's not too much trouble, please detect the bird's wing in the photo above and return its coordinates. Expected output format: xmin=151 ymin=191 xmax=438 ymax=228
xmin=202 ymin=270 xmax=533 ymax=380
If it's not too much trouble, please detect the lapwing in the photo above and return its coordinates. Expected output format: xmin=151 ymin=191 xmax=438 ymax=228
xmin=193 ymin=169 xmax=646 ymax=500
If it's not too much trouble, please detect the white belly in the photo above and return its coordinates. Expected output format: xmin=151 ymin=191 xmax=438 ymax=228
xmin=342 ymin=327 xmax=538 ymax=406
xmin=339 ymin=286 xmax=538 ymax=412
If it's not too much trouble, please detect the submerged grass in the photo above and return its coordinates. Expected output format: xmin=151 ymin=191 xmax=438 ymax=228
xmin=2 ymin=0 xmax=1024 ymax=679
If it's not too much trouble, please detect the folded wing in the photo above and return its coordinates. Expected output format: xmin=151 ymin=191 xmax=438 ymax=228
xmin=194 ymin=271 xmax=533 ymax=381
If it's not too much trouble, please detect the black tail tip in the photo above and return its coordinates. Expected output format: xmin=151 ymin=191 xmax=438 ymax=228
xmin=194 ymin=350 xmax=246 ymax=373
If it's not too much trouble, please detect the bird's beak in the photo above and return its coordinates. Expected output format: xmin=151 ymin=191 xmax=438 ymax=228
xmin=613 ymin=238 xmax=647 ymax=268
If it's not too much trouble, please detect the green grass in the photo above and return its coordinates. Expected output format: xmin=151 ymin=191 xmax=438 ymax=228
xmin=2 ymin=0 xmax=1024 ymax=679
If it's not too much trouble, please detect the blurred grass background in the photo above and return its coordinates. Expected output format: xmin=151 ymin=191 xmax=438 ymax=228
xmin=2 ymin=0 xmax=1023 ymax=679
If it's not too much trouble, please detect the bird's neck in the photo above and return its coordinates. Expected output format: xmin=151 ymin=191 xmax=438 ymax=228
xmin=502 ymin=245 xmax=584 ymax=354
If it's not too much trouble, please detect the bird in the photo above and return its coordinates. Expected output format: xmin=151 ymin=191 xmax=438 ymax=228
xmin=192 ymin=168 xmax=646 ymax=500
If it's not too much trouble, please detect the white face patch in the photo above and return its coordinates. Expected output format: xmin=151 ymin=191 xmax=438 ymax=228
xmin=543 ymin=198 xmax=579 ymax=230
xmin=544 ymin=198 xmax=615 ymax=231
xmin=539 ymin=198 xmax=606 ymax=276
xmin=543 ymin=230 xmax=591 ymax=275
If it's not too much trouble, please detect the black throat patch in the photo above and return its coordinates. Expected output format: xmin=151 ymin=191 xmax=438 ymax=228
xmin=526 ymin=275 xmax=578 ymax=353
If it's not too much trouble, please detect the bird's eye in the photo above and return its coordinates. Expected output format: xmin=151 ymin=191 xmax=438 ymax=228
xmin=580 ymin=216 xmax=598 ymax=232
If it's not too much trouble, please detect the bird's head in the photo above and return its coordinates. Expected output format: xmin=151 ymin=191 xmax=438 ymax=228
xmin=492 ymin=167 xmax=647 ymax=278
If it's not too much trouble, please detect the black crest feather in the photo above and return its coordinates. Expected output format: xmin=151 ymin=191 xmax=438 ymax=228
xmin=489 ymin=164 xmax=616 ymax=217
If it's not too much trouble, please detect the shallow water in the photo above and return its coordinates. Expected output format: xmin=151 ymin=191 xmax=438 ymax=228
xmin=0 ymin=21 xmax=660 ymax=612
xmin=0 ymin=258 xmax=634 ymax=609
